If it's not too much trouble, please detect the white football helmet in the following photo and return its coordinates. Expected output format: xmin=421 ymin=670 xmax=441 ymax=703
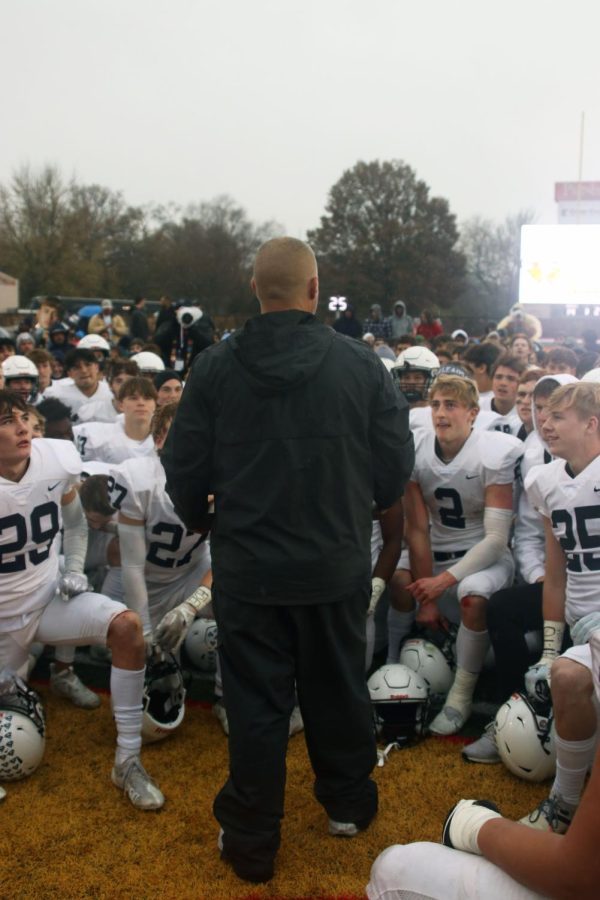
xmin=582 ymin=368 xmax=600 ymax=384
xmin=184 ymin=618 xmax=218 ymax=672
xmin=399 ymin=639 xmax=454 ymax=696
xmin=391 ymin=347 xmax=440 ymax=403
xmin=495 ymin=692 xmax=556 ymax=782
xmin=142 ymin=652 xmax=186 ymax=744
xmin=130 ymin=351 xmax=165 ymax=373
xmin=368 ymin=664 xmax=430 ymax=741
xmin=0 ymin=681 xmax=46 ymax=780
xmin=2 ymin=356 xmax=39 ymax=400
xmin=78 ymin=334 xmax=111 ymax=356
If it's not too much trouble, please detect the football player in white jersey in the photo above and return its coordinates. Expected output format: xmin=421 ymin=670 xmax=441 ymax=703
xmin=77 ymin=358 xmax=139 ymax=424
xmin=366 ymin=630 xmax=600 ymax=900
xmin=0 ymin=390 xmax=164 ymax=809
xmin=103 ymin=402 xmax=211 ymax=644
xmin=73 ymin=376 xmax=156 ymax=464
xmin=42 ymin=348 xmax=112 ymax=421
xmin=463 ymin=373 xmax=578 ymax=764
xmin=405 ymin=375 xmax=522 ymax=734
xmin=521 ymin=381 xmax=600 ymax=833
xmin=479 ymin=354 xmax=526 ymax=437
xmin=385 ymin=348 xmax=440 ymax=662
xmin=462 ymin=342 xmax=502 ymax=403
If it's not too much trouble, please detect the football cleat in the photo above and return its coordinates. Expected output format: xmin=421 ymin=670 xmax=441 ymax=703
xmin=519 ymin=793 xmax=575 ymax=834
xmin=50 ymin=664 xmax=101 ymax=710
xmin=111 ymin=756 xmax=164 ymax=810
xmin=288 ymin=705 xmax=304 ymax=737
xmin=328 ymin=819 xmax=360 ymax=837
xmin=462 ymin=721 xmax=500 ymax=765
xmin=212 ymin=700 xmax=229 ymax=735
xmin=429 ymin=702 xmax=470 ymax=736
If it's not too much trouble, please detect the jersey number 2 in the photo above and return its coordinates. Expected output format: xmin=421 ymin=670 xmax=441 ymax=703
xmin=434 ymin=488 xmax=466 ymax=529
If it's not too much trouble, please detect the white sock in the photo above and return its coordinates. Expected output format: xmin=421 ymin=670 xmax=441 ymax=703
xmin=456 ymin=623 xmax=489 ymax=674
xmin=54 ymin=645 xmax=76 ymax=665
xmin=553 ymin=733 xmax=596 ymax=805
xmin=111 ymin=665 xmax=144 ymax=767
xmin=365 ymin=616 xmax=375 ymax=671
xmin=446 ymin=667 xmax=478 ymax=711
xmin=386 ymin=608 xmax=415 ymax=663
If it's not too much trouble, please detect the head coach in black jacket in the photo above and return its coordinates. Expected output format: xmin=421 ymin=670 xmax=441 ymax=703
xmin=162 ymin=237 xmax=414 ymax=884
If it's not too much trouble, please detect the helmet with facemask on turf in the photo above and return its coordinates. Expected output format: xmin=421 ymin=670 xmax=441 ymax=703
xmin=368 ymin=664 xmax=430 ymax=742
xmin=141 ymin=652 xmax=186 ymax=743
xmin=495 ymin=692 xmax=556 ymax=782
xmin=0 ymin=677 xmax=46 ymax=780
xmin=391 ymin=347 xmax=440 ymax=404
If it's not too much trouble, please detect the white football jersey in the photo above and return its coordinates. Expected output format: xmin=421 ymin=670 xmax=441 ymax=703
xmin=77 ymin=394 xmax=119 ymax=424
xmin=110 ymin=454 xmax=208 ymax=583
xmin=525 ymin=455 xmax=600 ymax=625
xmin=0 ymin=439 xmax=81 ymax=624
xmin=479 ymin=396 xmax=522 ymax=437
xmin=411 ymin=428 xmax=522 ymax=553
xmin=73 ymin=417 xmax=154 ymax=464
xmin=42 ymin=379 xmax=111 ymax=421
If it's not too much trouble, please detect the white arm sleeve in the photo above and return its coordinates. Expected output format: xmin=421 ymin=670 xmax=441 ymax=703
xmin=513 ymin=490 xmax=545 ymax=584
xmin=61 ymin=493 xmax=88 ymax=574
xmin=119 ymin=523 xmax=151 ymax=634
xmin=448 ymin=508 xmax=513 ymax=583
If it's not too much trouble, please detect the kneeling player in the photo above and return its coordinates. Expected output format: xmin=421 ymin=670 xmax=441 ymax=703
xmin=521 ymin=382 xmax=600 ymax=832
xmin=0 ymin=391 xmax=163 ymax=809
xmin=405 ymin=375 xmax=522 ymax=734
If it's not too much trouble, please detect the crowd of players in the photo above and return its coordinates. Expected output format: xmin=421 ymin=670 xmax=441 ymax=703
xmin=1 ymin=306 xmax=600 ymax=895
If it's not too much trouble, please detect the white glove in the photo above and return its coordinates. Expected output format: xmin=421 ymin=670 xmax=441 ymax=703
xmin=524 ymin=660 xmax=552 ymax=707
xmin=442 ymin=799 xmax=502 ymax=855
xmin=59 ymin=572 xmax=90 ymax=601
xmin=571 ymin=612 xmax=600 ymax=646
xmin=0 ymin=668 xmax=19 ymax=697
xmin=155 ymin=585 xmax=213 ymax=652
xmin=368 ymin=577 xmax=386 ymax=616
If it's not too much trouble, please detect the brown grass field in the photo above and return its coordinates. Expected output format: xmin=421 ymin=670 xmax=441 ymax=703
xmin=1 ymin=686 xmax=549 ymax=900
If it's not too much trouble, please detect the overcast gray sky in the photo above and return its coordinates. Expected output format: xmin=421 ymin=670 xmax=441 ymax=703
xmin=2 ymin=0 xmax=599 ymax=236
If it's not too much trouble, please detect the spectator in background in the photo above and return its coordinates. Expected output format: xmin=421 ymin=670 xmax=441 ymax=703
xmin=50 ymin=353 xmax=66 ymax=380
xmin=497 ymin=302 xmax=542 ymax=341
xmin=509 ymin=333 xmax=535 ymax=366
xmin=332 ymin=304 xmax=362 ymax=339
xmin=451 ymin=329 xmax=468 ymax=346
xmin=416 ymin=309 xmax=443 ymax=341
xmin=16 ymin=332 xmax=35 ymax=355
xmin=27 ymin=349 xmax=54 ymax=394
xmin=129 ymin=296 xmax=150 ymax=342
xmin=0 ymin=337 xmax=16 ymax=362
xmin=393 ymin=334 xmax=417 ymax=357
xmin=154 ymin=369 xmax=183 ymax=407
xmin=31 ymin=295 xmax=62 ymax=346
xmin=363 ymin=304 xmax=392 ymax=340
xmin=88 ymin=300 xmax=128 ymax=341
xmin=546 ymin=346 xmax=578 ymax=376
xmin=47 ymin=322 xmax=70 ymax=358
xmin=389 ymin=301 xmax=414 ymax=339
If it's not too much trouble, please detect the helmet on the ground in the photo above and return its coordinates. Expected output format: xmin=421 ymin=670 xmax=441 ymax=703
xmin=184 ymin=618 xmax=218 ymax=672
xmin=78 ymin=334 xmax=110 ymax=356
xmin=399 ymin=639 xmax=454 ymax=696
xmin=130 ymin=351 xmax=165 ymax=373
xmin=495 ymin=692 xmax=556 ymax=782
xmin=2 ymin=356 xmax=39 ymax=400
xmin=142 ymin=652 xmax=186 ymax=743
xmin=0 ymin=681 xmax=46 ymax=780
xmin=367 ymin=664 xmax=430 ymax=741
xmin=391 ymin=347 xmax=440 ymax=403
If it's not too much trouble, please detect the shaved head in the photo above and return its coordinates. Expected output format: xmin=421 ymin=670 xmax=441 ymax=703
xmin=252 ymin=237 xmax=318 ymax=312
